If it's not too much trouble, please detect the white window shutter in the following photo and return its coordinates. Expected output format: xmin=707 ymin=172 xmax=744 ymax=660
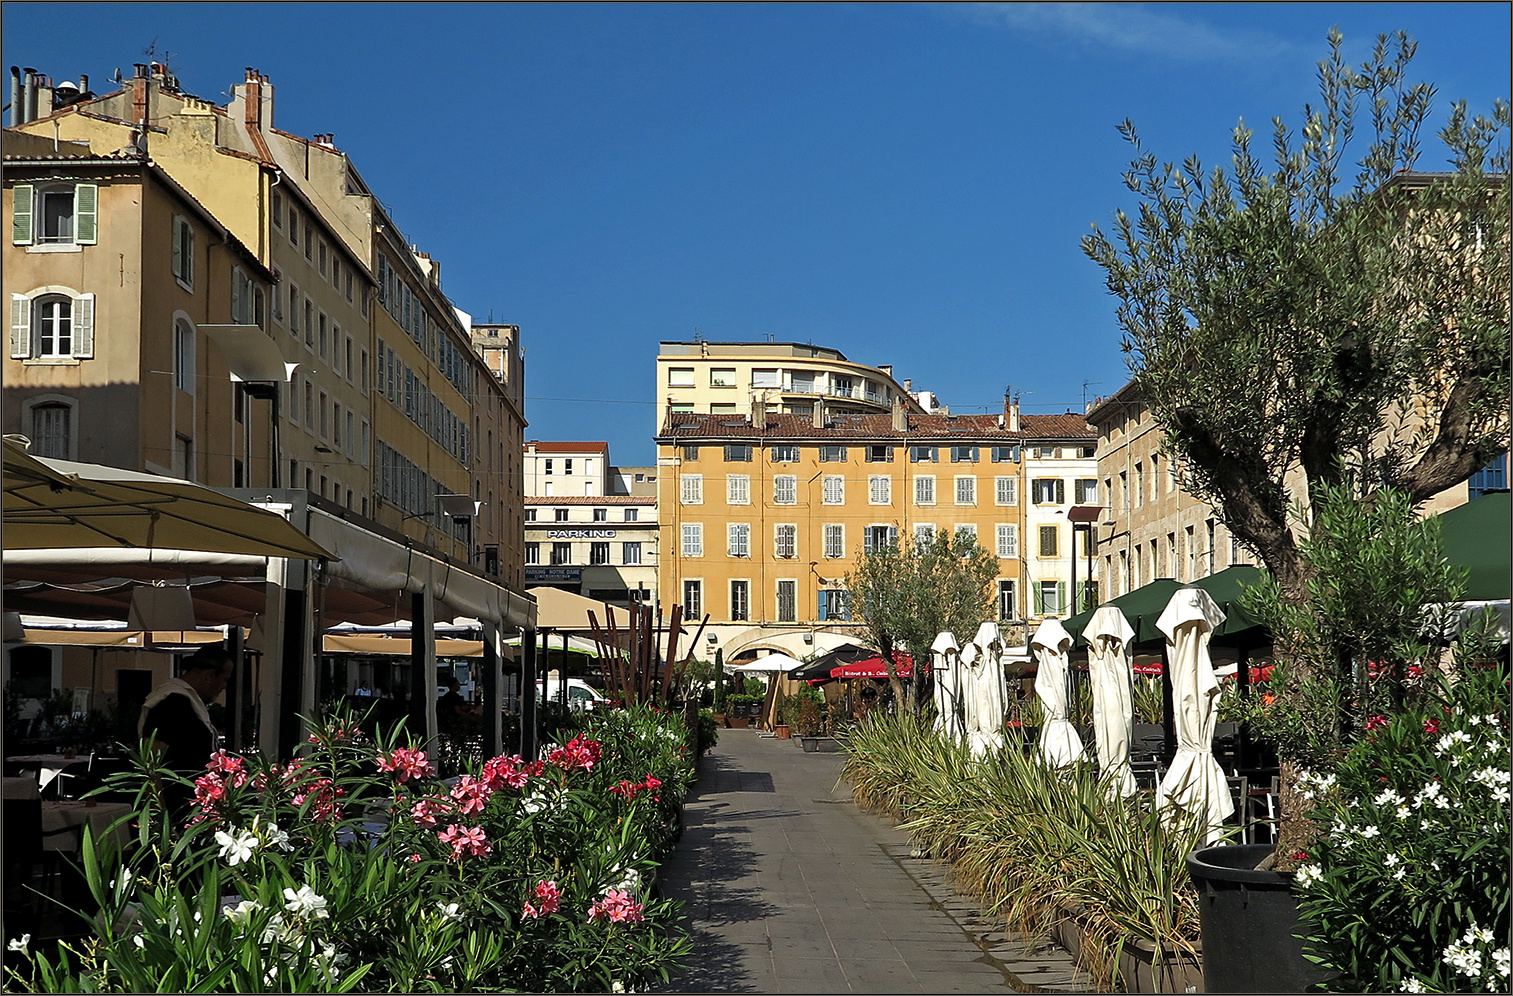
xmin=74 ymin=183 xmax=98 ymax=244
xmin=72 ymin=294 xmax=95 ymax=358
xmin=12 ymin=184 xmax=34 ymax=245
xmin=11 ymin=294 xmax=32 ymax=358
xmin=888 ymin=526 xmax=898 ymax=548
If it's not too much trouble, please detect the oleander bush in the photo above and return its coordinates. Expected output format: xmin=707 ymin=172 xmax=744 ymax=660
xmin=1290 ymin=649 xmax=1510 ymax=994
xmin=5 ymin=704 xmax=694 ymax=993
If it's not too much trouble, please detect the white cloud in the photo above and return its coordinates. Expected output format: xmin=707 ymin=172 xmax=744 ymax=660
xmin=954 ymin=2 xmax=1295 ymax=63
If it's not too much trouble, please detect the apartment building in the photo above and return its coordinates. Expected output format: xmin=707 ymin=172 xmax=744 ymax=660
xmin=524 ymin=496 xmax=659 ymax=608
xmin=523 ymin=441 xmax=612 ymax=497
xmin=5 ymin=130 xmax=276 ymax=485
xmin=7 ymin=63 xmax=526 ymax=580
xmin=656 ymin=394 xmax=1066 ymax=656
xmin=655 ymin=340 xmax=927 ymax=426
xmin=1020 ymin=416 xmax=1101 ymax=617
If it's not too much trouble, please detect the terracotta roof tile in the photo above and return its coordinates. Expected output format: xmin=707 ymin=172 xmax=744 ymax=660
xmin=655 ymin=411 xmax=1093 ymax=441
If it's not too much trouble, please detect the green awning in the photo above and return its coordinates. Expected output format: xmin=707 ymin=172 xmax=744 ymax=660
xmin=1065 ymin=578 xmax=1183 ymax=648
xmin=1437 ymin=492 xmax=1509 ymax=601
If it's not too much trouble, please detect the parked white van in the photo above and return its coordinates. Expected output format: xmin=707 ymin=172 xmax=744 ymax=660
xmin=535 ymin=678 xmax=609 ymax=711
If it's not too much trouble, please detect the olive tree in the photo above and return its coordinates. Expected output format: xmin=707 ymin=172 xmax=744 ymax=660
xmin=1083 ymin=29 xmax=1508 ymax=602
xmin=845 ymin=529 xmax=999 ymax=712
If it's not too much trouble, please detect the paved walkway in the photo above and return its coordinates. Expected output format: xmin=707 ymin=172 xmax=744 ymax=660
xmin=652 ymin=730 xmax=1091 ymax=994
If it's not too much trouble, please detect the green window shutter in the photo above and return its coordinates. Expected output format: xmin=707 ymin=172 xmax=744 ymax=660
xmin=74 ymin=183 xmax=98 ymax=244
xmin=1055 ymin=479 xmax=1065 ymax=504
xmin=10 ymin=294 xmax=32 ymax=358
xmin=72 ymin=294 xmax=95 ymax=358
xmin=1032 ymin=584 xmax=1045 ymax=614
xmin=12 ymin=184 xmax=34 ymax=244
xmin=1057 ymin=582 xmax=1067 ymax=615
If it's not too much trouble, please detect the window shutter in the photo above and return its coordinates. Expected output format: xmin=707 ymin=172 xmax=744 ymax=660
xmin=1032 ymin=584 xmax=1045 ymax=614
xmin=172 ymin=216 xmax=183 ymax=278
xmin=11 ymin=295 xmax=32 ymax=358
xmin=231 ymin=268 xmax=242 ymax=323
xmin=1055 ymin=479 xmax=1065 ymax=504
xmin=888 ymin=526 xmax=898 ymax=548
xmin=1058 ymin=582 xmax=1067 ymax=615
xmin=72 ymin=294 xmax=95 ymax=358
xmin=74 ymin=183 xmax=98 ymax=244
xmin=12 ymin=184 xmax=34 ymax=244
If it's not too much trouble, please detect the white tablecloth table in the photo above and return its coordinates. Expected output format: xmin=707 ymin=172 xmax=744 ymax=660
xmin=40 ymin=800 xmax=135 ymax=852
xmin=7 ymin=753 xmax=89 ymax=793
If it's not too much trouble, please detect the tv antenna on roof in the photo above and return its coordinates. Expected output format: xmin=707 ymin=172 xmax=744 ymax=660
xmin=1082 ymin=380 xmax=1101 ymax=411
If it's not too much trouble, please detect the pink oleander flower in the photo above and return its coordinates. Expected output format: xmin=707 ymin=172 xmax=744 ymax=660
xmin=449 ymin=774 xmax=493 ymax=815
xmin=205 ymin=751 xmax=248 ymax=787
xmin=482 ymin=754 xmax=531 ymax=791
xmin=531 ymin=879 xmax=561 ymax=916
xmin=546 ymin=736 xmax=602 ymax=773
xmin=437 ymin=823 xmax=491 ymax=860
xmin=588 ymin=889 xmax=644 ymax=925
xmin=1364 ymin=714 xmax=1389 ymax=732
xmin=376 ymin=747 xmax=435 ymax=784
xmin=411 ymin=796 xmax=454 ymax=828
xmin=1424 ymin=717 xmax=1441 ymax=734
xmin=292 ymin=777 xmax=345 ymax=822
xmin=409 ymin=853 xmax=423 ymax=863
xmin=609 ymin=779 xmax=640 ymax=799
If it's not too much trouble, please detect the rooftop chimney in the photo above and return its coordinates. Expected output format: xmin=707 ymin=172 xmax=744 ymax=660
xmin=1007 ymin=395 xmax=1020 ymax=433
xmin=751 ymin=394 xmax=768 ymax=431
xmin=812 ymin=398 xmax=826 ymax=429
xmin=878 ymin=363 xmax=893 ymax=379
xmin=902 ymin=378 xmax=911 ymax=392
xmin=891 ymin=395 xmax=908 ymax=432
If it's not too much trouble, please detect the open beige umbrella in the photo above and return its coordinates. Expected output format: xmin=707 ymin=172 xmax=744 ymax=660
xmin=1086 ymin=604 xmax=1137 ymax=798
xmin=1155 ymin=587 xmax=1234 ymax=844
xmin=1032 ymin=618 xmax=1085 ymax=768
xmin=4 ymin=439 xmax=330 ymax=560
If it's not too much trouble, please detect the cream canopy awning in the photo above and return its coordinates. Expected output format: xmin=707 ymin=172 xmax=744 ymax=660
xmin=528 ymin=586 xmax=617 ymax=631
xmin=4 ymin=440 xmax=332 ymax=561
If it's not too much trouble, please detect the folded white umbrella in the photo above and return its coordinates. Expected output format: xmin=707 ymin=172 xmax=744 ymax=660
xmin=1032 ymin=618 xmax=1084 ymax=768
xmin=1086 ymin=605 xmax=1137 ymax=798
xmin=1155 ymin=588 xmax=1235 ymax=844
xmin=963 ymin=622 xmax=1007 ymax=757
xmin=930 ymin=631 xmax=964 ymax=741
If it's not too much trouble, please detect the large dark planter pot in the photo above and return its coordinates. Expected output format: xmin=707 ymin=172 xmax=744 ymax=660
xmin=1186 ymin=844 xmax=1327 ymax=993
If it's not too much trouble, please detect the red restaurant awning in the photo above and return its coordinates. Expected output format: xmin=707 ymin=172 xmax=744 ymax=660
xmin=831 ymin=653 xmax=918 ymax=679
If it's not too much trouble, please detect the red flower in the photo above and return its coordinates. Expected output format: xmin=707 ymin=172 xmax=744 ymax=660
xmin=1364 ymin=714 xmax=1389 ymax=732
xmin=481 ymin=754 xmax=531 ymax=791
xmin=449 ymin=774 xmax=493 ymax=815
xmin=1423 ymin=718 xmax=1441 ymax=734
xmin=547 ymin=736 xmax=603 ymax=773
xmin=1290 ymin=851 xmax=1309 ymax=862
xmin=411 ymin=796 xmax=454 ymax=828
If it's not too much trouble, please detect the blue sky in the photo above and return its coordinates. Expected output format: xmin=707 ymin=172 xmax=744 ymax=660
xmin=5 ymin=3 xmax=1507 ymax=464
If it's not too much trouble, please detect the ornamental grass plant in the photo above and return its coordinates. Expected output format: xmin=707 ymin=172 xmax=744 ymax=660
xmin=5 ymin=704 xmax=694 ymax=993
xmin=840 ymin=711 xmax=1206 ymax=991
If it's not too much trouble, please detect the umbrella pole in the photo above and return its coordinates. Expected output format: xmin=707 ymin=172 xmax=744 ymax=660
xmin=1160 ymin=640 xmax=1175 ymax=768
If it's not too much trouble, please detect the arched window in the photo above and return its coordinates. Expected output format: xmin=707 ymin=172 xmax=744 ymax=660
xmin=35 ymin=295 xmax=72 ymax=356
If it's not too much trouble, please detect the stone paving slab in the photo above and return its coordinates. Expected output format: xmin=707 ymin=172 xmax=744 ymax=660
xmin=650 ymin=731 xmax=1093 ymax=994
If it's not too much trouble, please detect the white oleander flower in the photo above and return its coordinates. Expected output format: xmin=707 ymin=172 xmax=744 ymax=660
xmin=215 ymin=828 xmax=258 ymax=866
xmin=1360 ymin=825 xmax=1380 ymax=839
xmin=223 ymin=899 xmax=261 ymax=926
xmin=6 ymin=934 xmax=29 ymax=952
xmin=1493 ymin=947 xmax=1510 ymax=978
xmin=1294 ymin=864 xmax=1321 ymax=888
xmin=1398 ymin=976 xmax=1426 ymax=992
xmin=1395 ymin=805 xmax=1411 ymax=819
xmin=436 ymin=901 xmax=462 ymax=922
xmin=282 ymin=885 xmax=330 ymax=920
xmin=1374 ymin=788 xmax=1405 ymax=807
xmin=1392 ymin=866 xmax=1406 ymax=880
xmin=522 ymin=790 xmax=548 ymax=815
xmin=1384 ymin=853 xmax=1400 ymax=867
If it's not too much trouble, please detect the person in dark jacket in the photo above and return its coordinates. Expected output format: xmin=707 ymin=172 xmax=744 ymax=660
xmin=138 ymin=646 xmax=235 ymax=776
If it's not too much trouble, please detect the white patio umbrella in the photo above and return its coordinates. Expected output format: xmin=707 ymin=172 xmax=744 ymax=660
xmin=1086 ymin=605 xmax=1137 ymax=798
xmin=930 ymin=631 xmax=963 ymax=741
xmin=729 ymin=653 xmax=807 ymax=674
xmin=1032 ymin=618 xmax=1084 ymax=768
xmin=962 ymin=622 xmax=1007 ymax=757
xmin=1155 ymin=587 xmax=1234 ymax=844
